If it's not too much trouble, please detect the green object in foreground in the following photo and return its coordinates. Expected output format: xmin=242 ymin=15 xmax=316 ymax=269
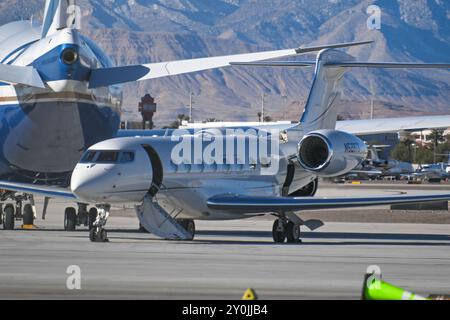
xmin=363 ymin=274 xmax=430 ymax=300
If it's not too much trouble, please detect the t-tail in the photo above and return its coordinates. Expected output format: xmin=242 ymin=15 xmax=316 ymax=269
xmin=231 ymin=44 xmax=450 ymax=134
xmin=298 ymin=49 xmax=353 ymax=132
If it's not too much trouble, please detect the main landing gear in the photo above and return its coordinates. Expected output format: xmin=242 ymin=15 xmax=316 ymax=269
xmin=1 ymin=193 xmax=36 ymax=230
xmin=272 ymin=215 xmax=301 ymax=244
xmin=63 ymin=203 xmax=98 ymax=231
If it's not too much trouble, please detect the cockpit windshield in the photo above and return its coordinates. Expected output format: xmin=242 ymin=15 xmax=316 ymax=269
xmin=97 ymin=151 xmax=119 ymax=163
xmin=80 ymin=150 xmax=135 ymax=164
xmin=81 ymin=151 xmax=97 ymax=163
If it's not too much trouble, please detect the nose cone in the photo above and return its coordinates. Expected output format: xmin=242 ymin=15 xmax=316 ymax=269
xmin=71 ymin=164 xmax=111 ymax=203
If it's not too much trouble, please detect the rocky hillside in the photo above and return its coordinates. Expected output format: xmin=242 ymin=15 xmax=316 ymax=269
xmin=2 ymin=0 xmax=450 ymax=126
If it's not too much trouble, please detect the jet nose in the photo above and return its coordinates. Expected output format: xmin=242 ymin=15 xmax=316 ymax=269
xmin=71 ymin=180 xmax=97 ymax=202
xmin=71 ymin=165 xmax=105 ymax=202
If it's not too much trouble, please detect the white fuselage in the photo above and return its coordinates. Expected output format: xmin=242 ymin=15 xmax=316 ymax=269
xmin=71 ymin=132 xmax=317 ymax=220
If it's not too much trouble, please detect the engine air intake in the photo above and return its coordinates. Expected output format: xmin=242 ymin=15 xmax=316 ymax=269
xmin=298 ymin=135 xmax=331 ymax=170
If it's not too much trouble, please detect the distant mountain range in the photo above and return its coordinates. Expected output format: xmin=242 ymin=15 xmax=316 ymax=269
xmin=2 ymin=0 xmax=450 ymax=126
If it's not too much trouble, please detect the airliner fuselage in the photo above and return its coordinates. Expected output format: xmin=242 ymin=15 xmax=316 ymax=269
xmin=0 ymin=21 xmax=121 ymax=184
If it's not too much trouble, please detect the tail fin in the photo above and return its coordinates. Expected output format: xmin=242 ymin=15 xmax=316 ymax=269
xmin=232 ymin=46 xmax=450 ymax=134
xmin=41 ymin=0 xmax=70 ymax=38
xmin=299 ymin=49 xmax=353 ymax=132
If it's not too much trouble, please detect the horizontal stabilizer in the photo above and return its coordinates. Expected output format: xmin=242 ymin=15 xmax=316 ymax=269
xmin=88 ymin=40 xmax=373 ymax=88
xmin=207 ymin=193 xmax=450 ymax=213
xmin=88 ymin=48 xmax=302 ymax=88
xmin=232 ymin=61 xmax=450 ymax=69
xmin=89 ymin=65 xmax=150 ymax=89
xmin=231 ymin=61 xmax=315 ymax=67
xmin=337 ymin=115 xmax=450 ymax=135
xmin=0 ymin=64 xmax=45 ymax=88
xmin=326 ymin=62 xmax=450 ymax=68
xmin=294 ymin=40 xmax=373 ymax=54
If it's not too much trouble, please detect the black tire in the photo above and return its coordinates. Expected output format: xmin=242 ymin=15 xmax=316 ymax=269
xmin=286 ymin=222 xmax=301 ymax=243
xmin=23 ymin=204 xmax=34 ymax=225
xmin=272 ymin=219 xmax=286 ymax=243
xmin=64 ymin=207 xmax=77 ymax=231
xmin=3 ymin=204 xmax=15 ymax=230
xmin=99 ymin=229 xmax=108 ymax=242
xmin=89 ymin=228 xmax=96 ymax=242
xmin=88 ymin=208 xmax=98 ymax=230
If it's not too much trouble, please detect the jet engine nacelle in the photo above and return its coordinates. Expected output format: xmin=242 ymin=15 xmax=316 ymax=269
xmin=297 ymin=130 xmax=368 ymax=177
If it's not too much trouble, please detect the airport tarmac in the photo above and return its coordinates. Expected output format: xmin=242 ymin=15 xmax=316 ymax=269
xmin=0 ymin=182 xmax=449 ymax=300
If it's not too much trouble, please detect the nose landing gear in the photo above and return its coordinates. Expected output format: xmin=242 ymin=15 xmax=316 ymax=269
xmin=89 ymin=204 xmax=110 ymax=243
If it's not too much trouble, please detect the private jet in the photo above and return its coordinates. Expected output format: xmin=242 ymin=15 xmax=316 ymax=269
xmin=1 ymin=0 xmax=374 ymax=229
xmin=1 ymin=47 xmax=449 ymax=243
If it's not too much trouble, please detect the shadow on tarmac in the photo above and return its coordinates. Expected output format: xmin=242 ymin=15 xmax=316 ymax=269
xmin=18 ymin=227 xmax=450 ymax=246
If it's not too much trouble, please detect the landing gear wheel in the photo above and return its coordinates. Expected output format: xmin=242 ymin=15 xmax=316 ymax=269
xmin=272 ymin=219 xmax=286 ymax=243
xmin=64 ymin=207 xmax=77 ymax=231
xmin=23 ymin=204 xmax=34 ymax=226
xmin=89 ymin=228 xmax=108 ymax=242
xmin=286 ymin=222 xmax=301 ymax=243
xmin=99 ymin=228 xmax=108 ymax=242
xmin=89 ymin=228 xmax=96 ymax=242
xmin=88 ymin=208 xmax=98 ymax=230
xmin=78 ymin=204 xmax=88 ymax=226
xmin=3 ymin=204 xmax=15 ymax=230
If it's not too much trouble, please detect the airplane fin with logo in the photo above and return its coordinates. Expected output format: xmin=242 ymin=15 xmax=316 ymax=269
xmin=232 ymin=52 xmax=450 ymax=133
